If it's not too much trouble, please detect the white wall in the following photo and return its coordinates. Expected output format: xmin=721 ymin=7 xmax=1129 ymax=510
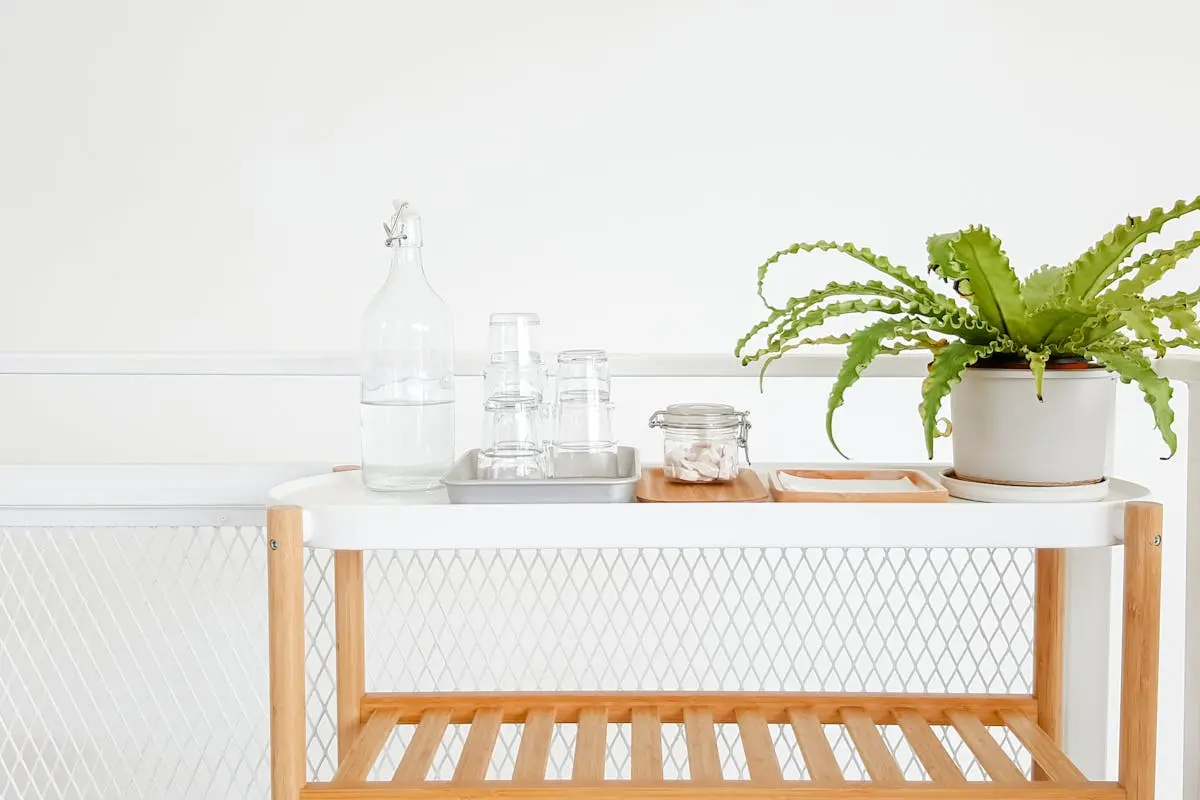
xmin=3 ymin=0 xmax=1199 ymax=358
xmin=3 ymin=0 xmax=1199 ymax=462
xmin=1 ymin=0 xmax=1198 ymax=796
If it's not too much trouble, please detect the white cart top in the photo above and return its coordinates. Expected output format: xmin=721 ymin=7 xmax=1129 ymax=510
xmin=267 ymin=465 xmax=1149 ymax=551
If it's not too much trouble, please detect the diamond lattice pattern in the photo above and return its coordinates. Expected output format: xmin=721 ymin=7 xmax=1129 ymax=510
xmin=1 ymin=527 xmax=1033 ymax=798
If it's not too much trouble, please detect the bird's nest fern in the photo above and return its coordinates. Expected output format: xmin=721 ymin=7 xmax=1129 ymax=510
xmin=735 ymin=195 xmax=1200 ymax=458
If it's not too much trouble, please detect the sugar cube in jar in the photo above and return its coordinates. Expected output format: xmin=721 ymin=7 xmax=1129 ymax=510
xmin=648 ymin=403 xmax=750 ymax=484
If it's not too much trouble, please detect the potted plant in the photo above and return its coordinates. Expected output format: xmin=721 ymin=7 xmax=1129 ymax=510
xmin=735 ymin=196 xmax=1200 ymax=486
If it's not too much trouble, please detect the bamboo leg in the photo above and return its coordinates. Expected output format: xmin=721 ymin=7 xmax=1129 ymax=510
xmin=1119 ymin=501 xmax=1163 ymax=800
xmin=268 ymin=506 xmax=306 ymax=800
xmin=1034 ymin=548 xmax=1065 ymax=781
xmin=335 ymin=550 xmax=365 ymax=762
xmin=333 ymin=465 xmax=366 ymax=764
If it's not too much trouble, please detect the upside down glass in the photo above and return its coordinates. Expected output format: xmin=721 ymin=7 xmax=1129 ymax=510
xmin=554 ymin=348 xmax=611 ymax=398
xmin=477 ymin=394 xmax=547 ymax=480
xmin=484 ymin=313 xmax=547 ymax=400
xmin=549 ymin=349 xmax=617 ymax=478
xmin=488 ymin=312 xmax=541 ymax=362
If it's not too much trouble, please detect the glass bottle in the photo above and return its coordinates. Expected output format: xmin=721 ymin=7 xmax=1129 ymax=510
xmin=360 ymin=201 xmax=456 ymax=491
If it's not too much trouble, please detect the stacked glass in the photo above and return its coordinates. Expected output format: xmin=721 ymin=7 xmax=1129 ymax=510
xmin=478 ymin=313 xmax=548 ymax=480
xmin=549 ymin=349 xmax=618 ymax=478
xmin=483 ymin=313 xmax=548 ymax=402
xmin=477 ymin=394 xmax=545 ymax=480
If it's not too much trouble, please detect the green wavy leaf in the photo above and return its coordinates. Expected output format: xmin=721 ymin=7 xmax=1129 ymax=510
xmin=917 ymin=308 xmax=1005 ymax=344
xmin=1165 ymin=308 xmax=1200 ymax=345
xmin=1024 ymin=299 xmax=1099 ymax=346
xmin=740 ymin=298 xmax=910 ymax=366
xmin=781 ymin=280 xmax=941 ymax=313
xmin=755 ymin=334 xmax=854 ymax=390
xmin=735 ymin=308 xmax=787 ymax=359
xmin=1144 ymin=289 xmax=1200 ymax=312
xmin=927 ymin=233 xmax=967 ymax=282
xmin=1025 ymin=349 xmax=1050 ymax=400
xmin=755 ymin=332 xmax=951 ymax=391
xmin=826 ymin=317 xmax=926 ymax=458
xmin=946 ymin=226 xmax=1030 ymax=341
xmin=1101 ymin=230 xmax=1200 ymax=298
xmin=763 ymin=296 xmax=957 ymax=353
xmin=1062 ymin=196 xmax=1200 ymax=300
xmin=754 ymin=243 xmax=804 ymax=311
xmin=1021 ymin=265 xmax=1067 ymax=307
xmin=1085 ymin=346 xmax=1177 ymax=457
xmin=1127 ymin=311 xmax=1167 ymax=356
xmin=749 ymin=293 xmax=1000 ymax=364
xmin=1099 ymin=294 xmax=1167 ymax=356
xmin=753 ymin=240 xmax=951 ymax=312
xmin=919 ymin=341 xmax=996 ymax=458
xmin=1061 ymin=310 xmax=1126 ymax=351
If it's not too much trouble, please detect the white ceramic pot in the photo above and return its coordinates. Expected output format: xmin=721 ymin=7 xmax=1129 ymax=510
xmin=948 ymin=366 xmax=1115 ymax=485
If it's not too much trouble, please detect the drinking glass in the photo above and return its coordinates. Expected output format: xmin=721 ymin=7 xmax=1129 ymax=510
xmin=477 ymin=394 xmax=547 ymax=480
xmin=553 ymin=349 xmax=611 ymax=399
xmin=484 ymin=313 xmax=548 ymax=402
xmin=488 ymin=312 xmax=541 ymax=360
xmin=549 ymin=349 xmax=617 ymax=478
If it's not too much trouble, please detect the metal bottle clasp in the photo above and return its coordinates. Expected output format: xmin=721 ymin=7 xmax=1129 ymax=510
xmin=382 ymin=201 xmax=410 ymax=247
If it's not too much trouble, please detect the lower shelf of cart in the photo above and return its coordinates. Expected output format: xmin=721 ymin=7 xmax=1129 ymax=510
xmin=302 ymin=782 xmax=1123 ymax=799
xmin=304 ymin=691 xmax=1113 ymax=799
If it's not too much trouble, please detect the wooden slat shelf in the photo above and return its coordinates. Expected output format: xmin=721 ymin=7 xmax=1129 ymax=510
xmin=358 ymin=691 xmax=1037 ymax=726
xmin=303 ymin=690 xmax=1107 ymax=798
xmin=302 ymin=785 xmax=1124 ymax=799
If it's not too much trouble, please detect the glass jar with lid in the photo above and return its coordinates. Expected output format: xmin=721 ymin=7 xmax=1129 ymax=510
xmin=648 ymin=403 xmax=751 ymax=484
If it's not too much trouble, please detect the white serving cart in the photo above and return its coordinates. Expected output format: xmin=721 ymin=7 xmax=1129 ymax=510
xmin=265 ymin=464 xmax=1163 ymax=799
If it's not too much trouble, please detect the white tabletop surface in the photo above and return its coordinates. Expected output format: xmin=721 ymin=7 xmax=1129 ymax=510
xmin=268 ymin=464 xmax=1150 ymax=551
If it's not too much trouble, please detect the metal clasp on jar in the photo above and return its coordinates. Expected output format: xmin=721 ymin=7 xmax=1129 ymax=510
xmin=735 ymin=410 xmax=752 ymax=465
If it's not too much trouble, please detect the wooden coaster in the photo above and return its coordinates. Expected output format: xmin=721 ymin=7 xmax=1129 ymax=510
xmin=636 ymin=467 xmax=769 ymax=502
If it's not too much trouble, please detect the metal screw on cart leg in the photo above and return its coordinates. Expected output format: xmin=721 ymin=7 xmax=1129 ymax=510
xmin=1153 ymin=535 xmax=1162 ymax=546
xmin=270 ymin=539 xmax=278 ymax=550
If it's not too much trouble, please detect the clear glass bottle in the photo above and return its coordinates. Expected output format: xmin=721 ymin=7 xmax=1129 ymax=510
xmin=360 ymin=201 xmax=455 ymax=491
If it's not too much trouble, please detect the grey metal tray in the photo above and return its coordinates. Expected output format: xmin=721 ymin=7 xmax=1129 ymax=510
xmin=442 ymin=447 xmax=640 ymax=504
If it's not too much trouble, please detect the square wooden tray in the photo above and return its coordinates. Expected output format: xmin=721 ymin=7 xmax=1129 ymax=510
xmin=636 ymin=467 xmax=769 ymax=502
xmin=769 ymin=468 xmax=949 ymax=503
